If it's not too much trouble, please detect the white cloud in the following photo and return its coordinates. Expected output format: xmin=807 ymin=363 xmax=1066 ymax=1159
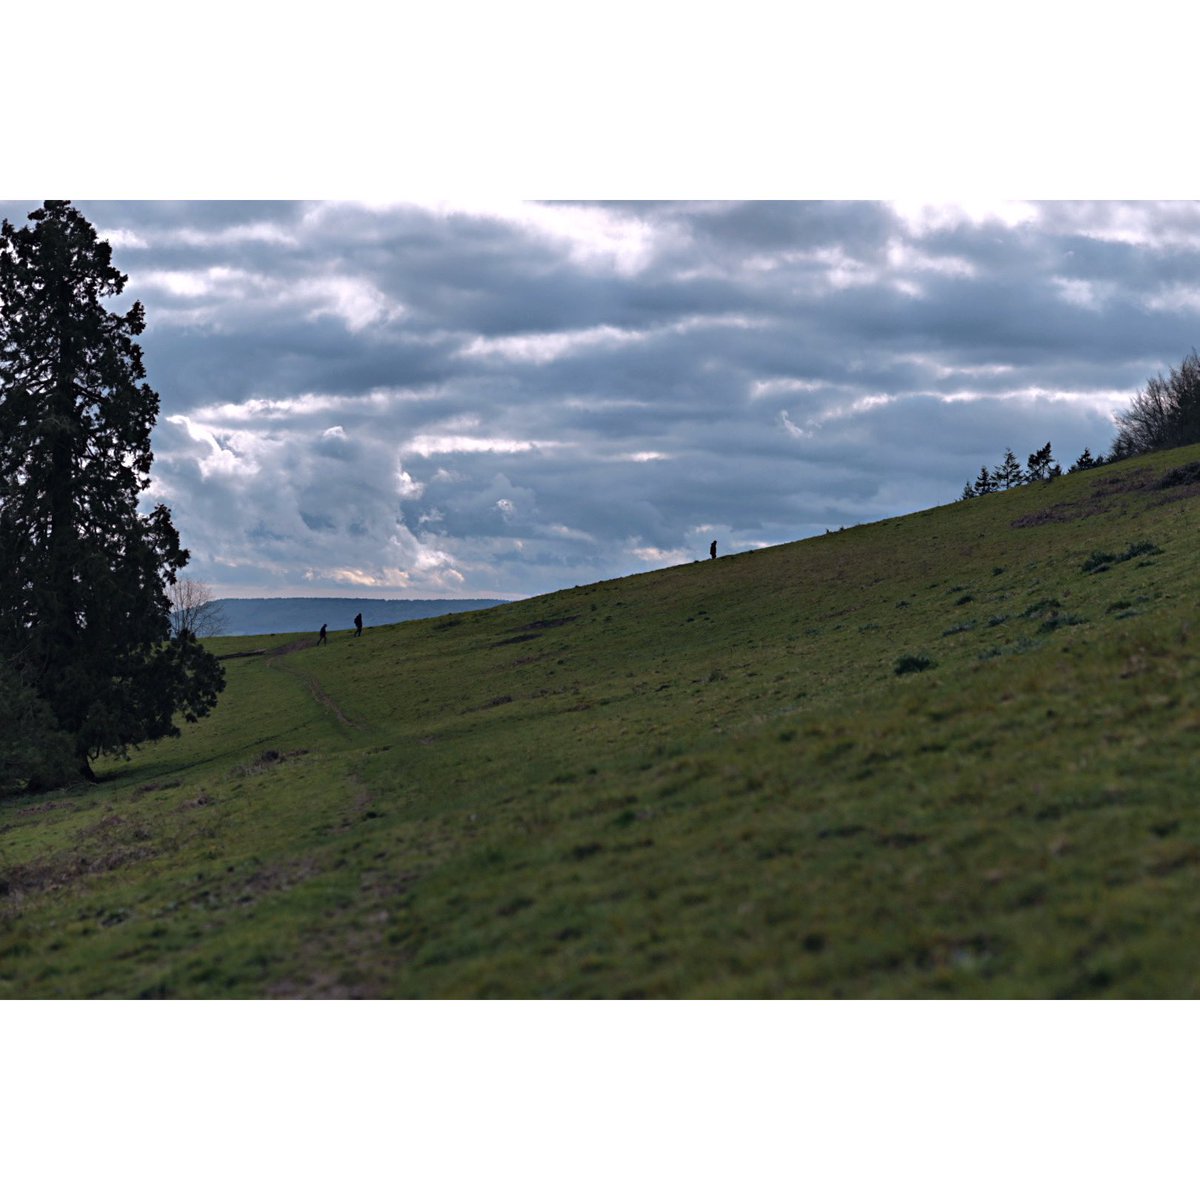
xmin=783 ymin=394 xmax=896 ymax=438
xmin=98 ymin=227 xmax=149 ymax=249
xmin=190 ymin=387 xmax=438 ymax=426
xmin=1052 ymin=277 xmax=1115 ymax=310
xmin=317 ymin=566 xmax=412 ymax=589
xmin=395 ymin=465 xmax=424 ymax=499
xmin=166 ymin=414 xmax=265 ymax=478
xmin=296 ymin=276 xmax=405 ymax=331
xmin=752 ymin=378 xmax=823 ymax=399
xmin=1144 ymin=284 xmax=1200 ymax=314
xmin=629 ymin=544 xmax=686 ymax=565
xmin=886 ymin=239 xmax=977 ymax=278
xmin=888 ymin=200 xmax=1041 ymax=235
xmin=458 ymin=324 xmax=648 ymax=364
xmin=812 ymin=246 xmax=883 ymax=291
xmin=403 ymin=434 xmax=562 ymax=457
xmin=430 ymin=200 xmax=665 ymax=276
xmin=935 ymin=386 xmax=1129 ymax=418
xmin=158 ymin=221 xmax=301 ymax=249
xmin=139 ymin=265 xmax=268 ymax=299
xmin=459 ymin=314 xmax=764 ymax=364
xmin=780 ymin=410 xmax=812 ymax=439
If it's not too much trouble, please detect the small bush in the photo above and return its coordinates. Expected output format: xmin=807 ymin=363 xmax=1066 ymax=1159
xmin=1021 ymin=598 xmax=1061 ymax=618
xmin=955 ymin=594 xmax=975 ymax=606
xmin=942 ymin=622 xmax=975 ymax=637
xmin=1083 ymin=542 xmax=1161 ymax=574
xmin=895 ymin=654 xmax=935 ymax=675
xmin=979 ymin=636 xmax=1041 ymax=661
xmin=0 ymin=665 xmax=78 ymax=794
xmin=1082 ymin=550 xmax=1116 ymax=574
xmin=1039 ymin=614 xmax=1087 ymax=634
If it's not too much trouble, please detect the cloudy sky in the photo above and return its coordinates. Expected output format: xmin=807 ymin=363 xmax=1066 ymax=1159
xmin=6 ymin=198 xmax=1197 ymax=600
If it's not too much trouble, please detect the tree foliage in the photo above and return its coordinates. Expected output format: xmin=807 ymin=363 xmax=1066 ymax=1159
xmin=973 ymin=465 xmax=997 ymax=495
xmin=1111 ymin=350 xmax=1200 ymax=459
xmin=0 ymin=202 xmax=224 ymax=786
xmin=0 ymin=661 xmax=76 ymax=793
xmin=959 ymin=440 xmax=1096 ymax=501
xmin=169 ymin=577 xmax=227 ymax=640
xmin=1024 ymin=442 xmax=1057 ymax=482
xmin=994 ymin=448 xmax=1023 ymax=490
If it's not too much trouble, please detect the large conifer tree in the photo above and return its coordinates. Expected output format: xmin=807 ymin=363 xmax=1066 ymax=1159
xmin=0 ymin=201 xmax=223 ymax=786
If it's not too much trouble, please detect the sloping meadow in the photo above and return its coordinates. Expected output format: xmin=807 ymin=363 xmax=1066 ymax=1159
xmin=3 ymin=444 xmax=1200 ymax=997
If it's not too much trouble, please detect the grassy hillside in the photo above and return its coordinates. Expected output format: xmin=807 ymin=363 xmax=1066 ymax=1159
xmin=4 ymin=444 xmax=1200 ymax=998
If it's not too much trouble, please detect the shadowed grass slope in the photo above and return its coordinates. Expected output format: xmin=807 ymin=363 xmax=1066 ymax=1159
xmin=4 ymin=444 xmax=1200 ymax=997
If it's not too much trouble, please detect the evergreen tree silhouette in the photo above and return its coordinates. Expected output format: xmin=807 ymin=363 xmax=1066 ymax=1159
xmin=0 ymin=202 xmax=224 ymax=785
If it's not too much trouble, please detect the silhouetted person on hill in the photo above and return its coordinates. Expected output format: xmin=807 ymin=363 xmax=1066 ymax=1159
xmin=317 ymin=623 xmax=327 ymax=646
xmin=710 ymin=540 xmax=717 ymax=560
xmin=354 ymin=612 xmax=363 ymax=637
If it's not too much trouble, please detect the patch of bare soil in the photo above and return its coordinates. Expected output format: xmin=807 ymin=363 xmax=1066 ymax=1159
xmin=1010 ymin=468 xmax=1160 ymax=528
xmin=265 ymin=638 xmax=316 ymax=658
xmin=1092 ymin=467 xmax=1154 ymax=496
xmin=0 ymin=838 xmax=157 ymax=903
xmin=1155 ymin=461 xmax=1200 ymax=489
xmin=493 ymin=613 xmax=581 ymax=646
xmin=262 ymin=867 xmax=421 ymax=998
xmin=493 ymin=632 xmax=543 ymax=646
xmin=1152 ymin=483 xmax=1200 ymax=508
xmin=300 ymin=673 xmax=361 ymax=728
xmin=516 ymin=615 xmax=580 ymax=631
xmin=1011 ymin=504 xmax=1079 ymax=528
xmin=187 ymin=856 xmax=321 ymax=913
xmin=229 ymin=748 xmax=311 ymax=779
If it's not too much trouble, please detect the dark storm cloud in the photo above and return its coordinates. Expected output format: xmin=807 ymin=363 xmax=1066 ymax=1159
xmin=684 ymin=200 xmax=898 ymax=253
xmin=2 ymin=198 xmax=1191 ymax=598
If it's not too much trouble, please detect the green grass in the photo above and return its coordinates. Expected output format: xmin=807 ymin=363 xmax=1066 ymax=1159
xmin=5 ymin=444 xmax=1200 ymax=997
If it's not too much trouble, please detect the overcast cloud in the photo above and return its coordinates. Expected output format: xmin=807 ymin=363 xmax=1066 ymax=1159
xmin=5 ymin=198 xmax=1197 ymax=600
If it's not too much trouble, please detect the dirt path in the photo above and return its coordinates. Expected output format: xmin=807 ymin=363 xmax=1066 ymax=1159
xmin=262 ymin=641 xmax=368 ymax=732
xmin=298 ymin=670 xmax=364 ymax=730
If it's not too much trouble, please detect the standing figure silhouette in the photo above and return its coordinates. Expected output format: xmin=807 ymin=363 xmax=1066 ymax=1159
xmin=317 ymin=623 xmax=327 ymax=646
xmin=353 ymin=612 xmax=363 ymax=637
xmin=710 ymin=540 xmax=717 ymax=560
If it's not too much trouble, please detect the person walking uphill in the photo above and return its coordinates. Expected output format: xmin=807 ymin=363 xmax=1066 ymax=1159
xmin=317 ymin=623 xmax=327 ymax=646
xmin=710 ymin=540 xmax=717 ymax=560
xmin=354 ymin=612 xmax=363 ymax=637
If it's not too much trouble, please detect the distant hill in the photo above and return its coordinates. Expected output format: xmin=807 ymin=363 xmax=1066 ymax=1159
xmin=212 ymin=596 xmax=507 ymax=636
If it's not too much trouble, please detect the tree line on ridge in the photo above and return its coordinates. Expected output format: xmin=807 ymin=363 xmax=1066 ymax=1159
xmin=959 ymin=349 xmax=1200 ymax=501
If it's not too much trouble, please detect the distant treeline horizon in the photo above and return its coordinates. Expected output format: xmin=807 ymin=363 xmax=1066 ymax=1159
xmin=211 ymin=596 xmax=509 ymax=637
